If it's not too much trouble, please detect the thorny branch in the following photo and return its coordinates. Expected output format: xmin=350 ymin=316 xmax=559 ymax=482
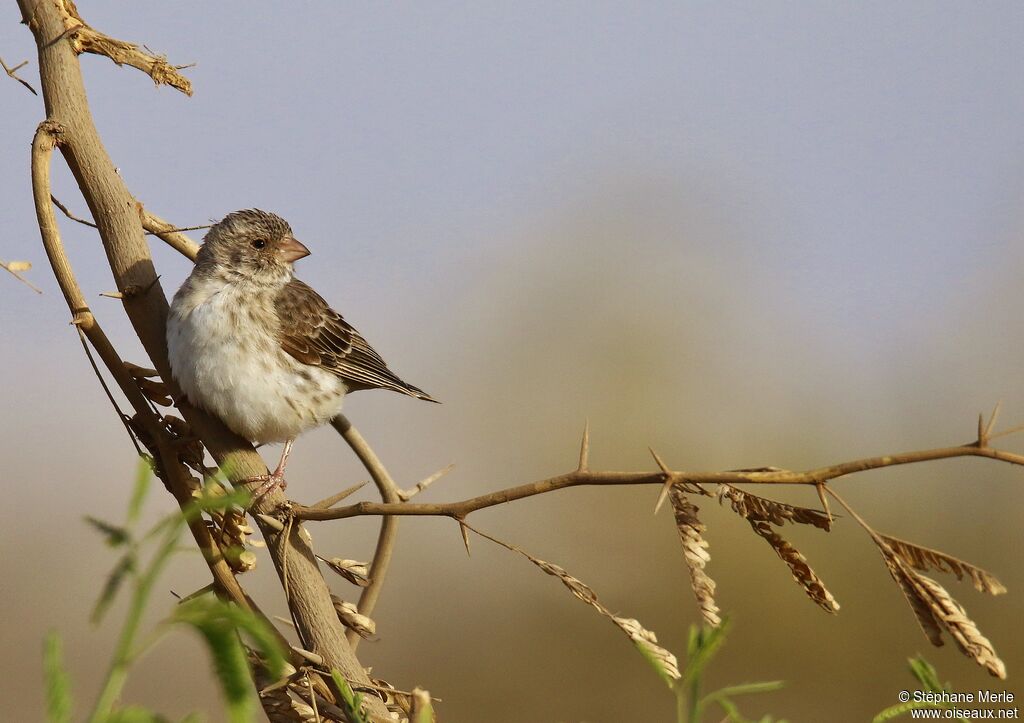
xmin=290 ymin=430 xmax=1024 ymax=521
xmin=19 ymin=1 xmax=388 ymax=718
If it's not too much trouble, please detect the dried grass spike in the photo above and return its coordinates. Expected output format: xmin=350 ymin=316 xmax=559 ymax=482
xmin=916 ymin=573 xmax=1006 ymax=679
xmin=459 ymin=519 xmax=681 ymax=683
xmin=881 ymin=534 xmax=1006 ymax=595
xmin=669 ymin=488 xmax=721 ymax=627
xmin=881 ymin=551 xmax=944 ymax=646
xmin=720 ymin=485 xmax=832 ymax=531
xmin=613 ymin=615 xmax=682 ymax=682
xmin=748 ymin=520 xmax=839 ymax=613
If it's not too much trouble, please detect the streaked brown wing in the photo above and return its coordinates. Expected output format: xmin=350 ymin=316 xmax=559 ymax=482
xmin=275 ymin=279 xmax=436 ymax=401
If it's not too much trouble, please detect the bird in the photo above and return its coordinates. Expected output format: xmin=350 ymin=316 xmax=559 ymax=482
xmin=166 ymin=209 xmax=436 ymax=501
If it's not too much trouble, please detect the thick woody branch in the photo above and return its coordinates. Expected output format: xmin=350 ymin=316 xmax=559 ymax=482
xmin=19 ymin=1 xmax=386 ymax=716
xmin=292 ymin=439 xmax=1024 ymax=521
xmin=30 ymin=120 xmax=251 ymax=615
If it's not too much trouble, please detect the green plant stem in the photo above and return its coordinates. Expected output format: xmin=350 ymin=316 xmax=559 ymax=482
xmin=687 ymin=676 xmax=700 ymax=723
xmin=87 ymin=517 xmax=184 ymax=722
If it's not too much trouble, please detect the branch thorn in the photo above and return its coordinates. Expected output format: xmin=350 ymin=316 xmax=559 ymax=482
xmin=456 ymin=517 xmax=471 ymax=557
xmin=309 ymin=480 xmax=369 ymax=510
xmin=984 ymin=400 xmax=1003 ymax=442
xmin=255 ymin=513 xmax=285 ymax=533
xmin=577 ymin=419 xmax=591 ymax=472
xmin=648 ymin=447 xmax=677 ymax=514
xmin=815 ymin=482 xmax=833 ymax=526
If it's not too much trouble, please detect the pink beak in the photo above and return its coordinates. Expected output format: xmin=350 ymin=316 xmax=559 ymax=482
xmin=279 ymin=236 xmax=310 ymax=263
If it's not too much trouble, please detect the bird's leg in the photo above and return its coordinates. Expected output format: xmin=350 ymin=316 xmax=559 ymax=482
xmin=245 ymin=439 xmax=294 ymax=507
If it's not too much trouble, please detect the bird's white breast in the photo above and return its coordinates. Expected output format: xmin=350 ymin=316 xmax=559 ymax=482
xmin=167 ymin=275 xmax=346 ymax=444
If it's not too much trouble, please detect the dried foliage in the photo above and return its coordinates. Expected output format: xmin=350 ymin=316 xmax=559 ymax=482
xmin=880 ymin=534 xmax=1007 ymax=596
xmin=718 ymin=485 xmax=839 ymax=613
xmin=748 ymin=519 xmax=839 ymax=613
xmin=877 ymin=542 xmax=1005 ymax=679
xmin=318 ymin=557 xmax=372 ymax=588
xmin=718 ymin=484 xmax=832 ymax=531
xmin=463 ymin=521 xmax=682 ymax=684
xmin=669 ymin=488 xmax=721 ymax=627
xmin=331 ymin=595 xmax=377 ymax=639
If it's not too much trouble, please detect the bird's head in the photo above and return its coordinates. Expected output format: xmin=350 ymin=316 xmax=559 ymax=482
xmin=196 ymin=209 xmax=310 ymax=284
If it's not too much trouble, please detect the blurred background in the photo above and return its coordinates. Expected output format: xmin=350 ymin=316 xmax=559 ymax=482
xmin=3 ymin=2 xmax=1024 ymax=721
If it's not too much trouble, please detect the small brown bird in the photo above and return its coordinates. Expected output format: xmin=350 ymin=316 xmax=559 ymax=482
xmin=167 ymin=209 xmax=435 ymax=498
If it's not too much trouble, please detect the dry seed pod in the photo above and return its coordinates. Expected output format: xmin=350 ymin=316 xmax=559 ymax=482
xmin=331 ymin=595 xmax=376 ymax=638
xmin=670 ymin=488 xmax=721 ymax=627
xmin=319 ymin=557 xmax=371 ymax=587
xmin=881 ymin=534 xmax=1006 ymax=595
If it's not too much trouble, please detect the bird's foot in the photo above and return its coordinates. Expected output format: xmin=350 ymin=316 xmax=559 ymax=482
xmin=242 ymin=470 xmax=288 ymax=509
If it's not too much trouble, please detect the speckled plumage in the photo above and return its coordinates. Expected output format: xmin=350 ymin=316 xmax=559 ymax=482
xmin=167 ymin=209 xmax=434 ymax=448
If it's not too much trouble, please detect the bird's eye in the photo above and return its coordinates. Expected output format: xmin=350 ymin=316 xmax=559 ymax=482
xmin=251 ymin=239 xmax=267 ymax=250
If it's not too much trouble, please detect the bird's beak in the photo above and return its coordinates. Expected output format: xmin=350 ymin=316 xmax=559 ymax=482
xmin=279 ymin=237 xmax=311 ymax=263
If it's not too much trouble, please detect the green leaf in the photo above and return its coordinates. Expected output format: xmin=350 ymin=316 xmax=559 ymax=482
xmin=106 ymin=706 xmax=172 ymax=723
xmin=126 ymin=459 xmax=153 ymax=526
xmin=329 ymin=669 xmax=369 ymax=723
xmin=873 ymin=701 xmax=944 ymax=722
xmin=634 ymin=637 xmax=677 ymax=689
xmin=412 ymin=693 xmax=436 ymax=723
xmin=700 ymin=682 xmax=785 ymax=723
xmin=91 ymin=553 xmax=136 ymax=625
xmin=908 ymin=656 xmax=943 ymax=692
xmin=706 ymin=681 xmax=785 ymax=699
xmin=43 ymin=632 xmax=72 ymax=723
xmin=172 ymin=600 xmax=253 ymax=723
xmin=712 ymin=695 xmax=744 ymax=721
xmin=85 ymin=516 xmax=131 ymax=547
xmin=207 ymin=601 xmax=287 ymax=680
xmin=683 ymin=618 xmax=732 ymax=683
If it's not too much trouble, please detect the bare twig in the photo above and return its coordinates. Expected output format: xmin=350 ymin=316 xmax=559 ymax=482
xmin=398 ymin=464 xmax=454 ymax=502
xmin=0 ymin=258 xmax=43 ymax=293
xmin=293 ymin=434 xmax=1024 ymax=521
xmin=50 ymin=195 xmax=207 ymax=259
xmin=56 ymin=4 xmax=193 ymax=95
xmin=139 ymin=208 xmax=204 ymax=258
xmin=0 ymin=55 xmax=38 ymax=94
xmin=330 ymin=415 xmax=400 ymax=650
